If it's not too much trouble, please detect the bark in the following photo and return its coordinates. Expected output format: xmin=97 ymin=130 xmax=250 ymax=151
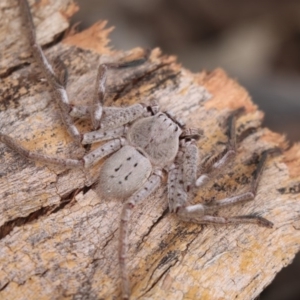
xmin=0 ymin=1 xmax=300 ymax=299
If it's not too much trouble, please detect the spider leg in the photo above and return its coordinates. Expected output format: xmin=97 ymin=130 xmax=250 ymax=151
xmin=205 ymin=151 xmax=268 ymax=209
xmin=167 ymin=140 xmax=191 ymax=212
xmin=19 ymin=0 xmax=81 ymax=143
xmin=196 ymin=110 xmax=240 ymax=187
xmin=89 ymin=55 xmax=150 ymax=130
xmin=100 ymin=104 xmax=154 ymax=131
xmin=119 ymin=170 xmax=162 ymax=299
xmin=177 ymin=209 xmax=273 ymax=228
xmin=83 ymin=138 xmax=126 ymax=168
xmin=0 ymin=134 xmax=126 ymax=168
xmin=70 ymin=106 xmax=141 ymax=120
xmin=176 ymin=151 xmax=273 ymax=228
xmin=168 ymin=160 xmax=187 ymax=213
xmin=71 ymin=101 xmax=159 ymax=132
xmin=168 ymin=126 xmax=203 ymax=212
xmin=182 ymin=140 xmax=199 ymax=192
xmin=52 ymin=57 xmax=68 ymax=88
xmin=82 ymin=125 xmax=128 ymax=144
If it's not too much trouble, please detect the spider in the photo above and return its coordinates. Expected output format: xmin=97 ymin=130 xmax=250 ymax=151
xmin=0 ymin=1 xmax=273 ymax=299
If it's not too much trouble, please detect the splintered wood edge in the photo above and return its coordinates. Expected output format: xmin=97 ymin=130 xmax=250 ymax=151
xmin=0 ymin=1 xmax=300 ymax=300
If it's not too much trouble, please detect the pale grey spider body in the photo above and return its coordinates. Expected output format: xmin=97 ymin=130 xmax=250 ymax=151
xmin=98 ymin=112 xmax=183 ymax=200
xmin=0 ymin=1 xmax=274 ymax=299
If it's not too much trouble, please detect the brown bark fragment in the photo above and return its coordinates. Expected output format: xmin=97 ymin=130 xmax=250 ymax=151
xmin=64 ymin=21 xmax=114 ymax=55
xmin=0 ymin=2 xmax=299 ymax=300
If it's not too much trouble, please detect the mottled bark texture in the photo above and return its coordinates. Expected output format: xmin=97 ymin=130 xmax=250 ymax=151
xmin=0 ymin=1 xmax=300 ymax=299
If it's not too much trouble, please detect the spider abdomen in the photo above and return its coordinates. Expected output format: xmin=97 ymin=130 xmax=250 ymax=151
xmin=97 ymin=145 xmax=152 ymax=199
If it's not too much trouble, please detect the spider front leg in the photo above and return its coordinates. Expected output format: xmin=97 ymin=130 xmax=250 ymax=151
xmin=0 ymin=133 xmax=127 ymax=169
xmin=19 ymin=0 xmax=81 ymax=143
xmin=119 ymin=170 xmax=162 ymax=299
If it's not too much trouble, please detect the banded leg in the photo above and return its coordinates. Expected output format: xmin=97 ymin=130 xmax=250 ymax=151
xmin=19 ymin=0 xmax=81 ymax=143
xmin=168 ymin=130 xmax=201 ymax=212
xmin=82 ymin=125 xmax=128 ymax=145
xmin=196 ymin=110 xmax=241 ymax=187
xmin=177 ymin=151 xmax=273 ymax=228
xmin=0 ymin=133 xmax=125 ymax=168
xmin=168 ymin=162 xmax=187 ymax=213
xmin=119 ymin=170 xmax=162 ymax=299
xmin=182 ymin=140 xmax=199 ymax=192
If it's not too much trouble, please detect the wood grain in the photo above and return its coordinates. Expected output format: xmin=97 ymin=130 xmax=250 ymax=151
xmin=0 ymin=1 xmax=299 ymax=299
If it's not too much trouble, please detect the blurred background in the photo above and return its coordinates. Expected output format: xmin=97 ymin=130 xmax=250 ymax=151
xmin=72 ymin=0 xmax=300 ymax=299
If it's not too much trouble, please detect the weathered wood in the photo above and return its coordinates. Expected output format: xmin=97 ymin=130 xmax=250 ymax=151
xmin=0 ymin=1 xmax=300 ymax=299
xmin=0 ymin=0 xmax=78 ymax=77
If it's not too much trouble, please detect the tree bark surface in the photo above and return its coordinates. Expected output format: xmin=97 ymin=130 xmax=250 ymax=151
xmin=0 ymin=1 xmax=300 ymax=299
